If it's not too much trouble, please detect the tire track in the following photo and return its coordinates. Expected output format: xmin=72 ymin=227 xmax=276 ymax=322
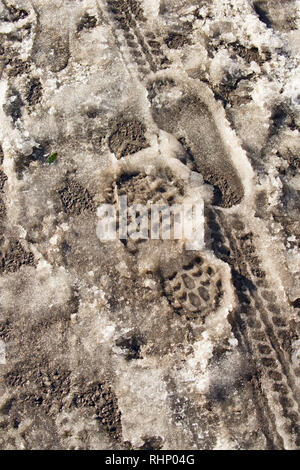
xmin=208 ymin=207 xmax=300 ymax=449
xmin=105 ymin=0 xmax=172 ymax=80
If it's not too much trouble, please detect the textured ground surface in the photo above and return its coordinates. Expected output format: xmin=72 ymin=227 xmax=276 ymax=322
xmin=0 ymin=0 xmax=299 ymax=450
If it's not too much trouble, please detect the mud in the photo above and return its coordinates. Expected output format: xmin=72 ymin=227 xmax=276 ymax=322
xmin=0 ymin=0 xmax=299 ymax=451
xmin=108 ymin=119 xmax=149 ymax=159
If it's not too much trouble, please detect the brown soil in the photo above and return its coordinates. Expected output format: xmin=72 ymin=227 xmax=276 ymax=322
xmin=0 ymin=240 xmax=35 ymax=273
xmin=26 ymin=78 xmax=43 ymax=107
xmin=108 ymin=118 xmax=149 ymax=159
xmin=58 ymin=178 xmax=96 ymax=216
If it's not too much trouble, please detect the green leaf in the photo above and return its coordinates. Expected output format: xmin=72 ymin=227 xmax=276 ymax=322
xmin=47 ymin=152 xmax=58 ymax=164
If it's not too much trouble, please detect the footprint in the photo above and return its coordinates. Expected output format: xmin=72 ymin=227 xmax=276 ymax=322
xmin=162 ymin=254 xmax=224 ymax=319
xmin=102 ymin=166 xmax=187 ymax=255
xmin=148 ymin=77 xmax=244 ymax=208
xmin=108 ymin=117 xmax=149 ymax=159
